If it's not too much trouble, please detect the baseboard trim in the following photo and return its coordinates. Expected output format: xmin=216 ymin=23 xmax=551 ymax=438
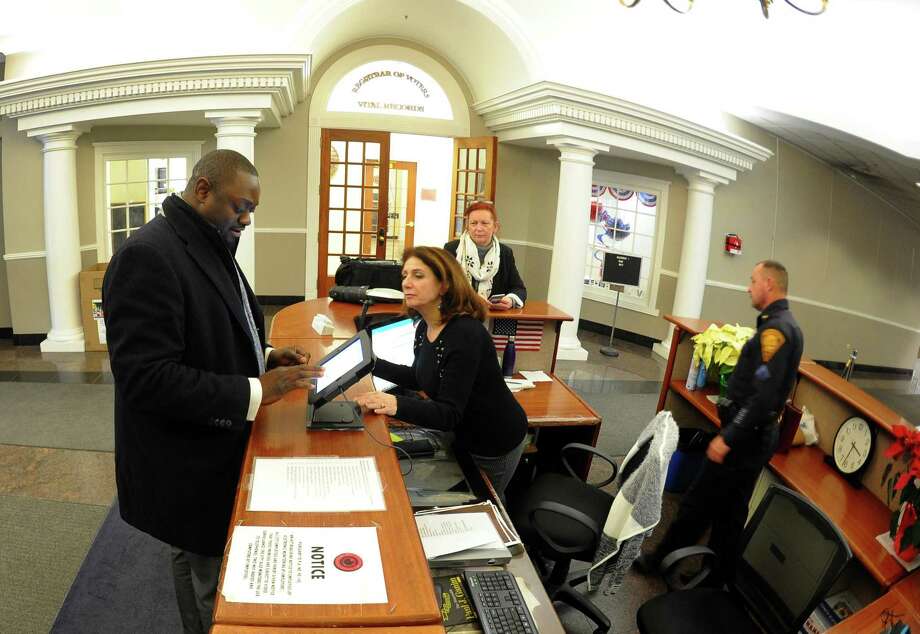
xmin=0 ymin=327 xmax=12 ymax=339
xmin=12 ymin=333 xmax=45 ymax=346
xmin=814 ymin=359 xmax=912 ymax=377
xmin=578 ymin=319 xmax=660 ymax=349
xmin=257 ymin=295 xmax=304 ymax=306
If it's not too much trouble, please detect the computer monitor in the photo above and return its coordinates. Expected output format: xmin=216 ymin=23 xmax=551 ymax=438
xmin=367 ymin=316 xmax=417 ymax=392
xmin=309 ymin=330 xmax=375 ymax=408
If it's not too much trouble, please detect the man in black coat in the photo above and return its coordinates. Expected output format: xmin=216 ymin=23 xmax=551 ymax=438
xmin=102 ymin=150 xmax=321 ymax=633
xmin=637 ymin=260 xmax=803 ymax=584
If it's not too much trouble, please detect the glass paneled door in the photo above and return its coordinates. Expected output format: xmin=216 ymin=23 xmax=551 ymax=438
xmin=385 ymin=161 xmax=417 ymax=262
xmin=318 ymin=129 xmax=390 ymax=297
xmin=448 ymin=136 xmax=497 ymax=240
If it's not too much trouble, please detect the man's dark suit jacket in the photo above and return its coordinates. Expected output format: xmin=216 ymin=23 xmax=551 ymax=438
xmin=443 ymin=239 xmax=527 ymax=303
xmin=102 ymin=194 xmax=266 ymax=556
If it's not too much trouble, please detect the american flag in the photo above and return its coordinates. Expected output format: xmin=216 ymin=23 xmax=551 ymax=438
xmin=492 ymin=319 xmax=543 ymax=352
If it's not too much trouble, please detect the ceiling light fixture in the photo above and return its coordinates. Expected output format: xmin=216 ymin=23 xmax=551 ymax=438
xmin=618 ymin=0 xmax=829 ymax=18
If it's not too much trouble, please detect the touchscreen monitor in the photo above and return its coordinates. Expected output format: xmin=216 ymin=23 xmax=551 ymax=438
xmin=309 ymin=330 xmax=374 ymax=407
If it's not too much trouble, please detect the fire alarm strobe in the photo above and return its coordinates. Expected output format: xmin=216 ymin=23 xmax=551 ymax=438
xmin=725 ymin=233 xmax=742 ymax=255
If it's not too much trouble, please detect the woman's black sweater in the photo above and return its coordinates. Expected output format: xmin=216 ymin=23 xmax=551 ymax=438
xmin=373 ymin=315 xmax=528 ymax=457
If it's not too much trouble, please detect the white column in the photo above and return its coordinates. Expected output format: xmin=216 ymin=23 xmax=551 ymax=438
xmin=27 ymin=124 xmax=88 ymax=352
xmin=206 ymin=110 xmax=261 ymax=290
xmin=653 ymin=169 xmax=727 ymax=359
xmin=546 ymin=137 xmax=609 ymax=361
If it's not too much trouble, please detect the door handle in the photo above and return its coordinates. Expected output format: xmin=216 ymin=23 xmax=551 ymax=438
xmin=377 ymin=227 xmax=386 ymax=244
xmin=406 ymin=221 xmax=415 ymax=228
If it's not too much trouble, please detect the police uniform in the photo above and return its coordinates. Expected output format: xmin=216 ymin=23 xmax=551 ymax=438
xmin=648 ymin=298 xmax=803 ymax=582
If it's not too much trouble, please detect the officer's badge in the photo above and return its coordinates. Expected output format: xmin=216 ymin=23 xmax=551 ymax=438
xmin=761 ymin=329 xmax=785 ymax=363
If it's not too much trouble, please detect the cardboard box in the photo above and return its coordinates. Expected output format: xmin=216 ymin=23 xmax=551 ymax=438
xmin=80 ymin=263 xmax=108 ymax=351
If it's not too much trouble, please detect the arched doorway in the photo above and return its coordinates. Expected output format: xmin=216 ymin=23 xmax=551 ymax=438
xmin=306 ymin=43 xmax=495 ymax=297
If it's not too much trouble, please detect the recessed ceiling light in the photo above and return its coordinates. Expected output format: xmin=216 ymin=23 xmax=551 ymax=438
xmin=916 ymin=182 xmax=920 ymax=188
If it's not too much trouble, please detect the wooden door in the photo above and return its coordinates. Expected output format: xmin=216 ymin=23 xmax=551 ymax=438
xmin=318 ymin=129 xmax=390 ymax=297
xmin=448 ymin=136 xmax=498 ymax=240
xmin=386 ymin=161 xmax=417 ymax=262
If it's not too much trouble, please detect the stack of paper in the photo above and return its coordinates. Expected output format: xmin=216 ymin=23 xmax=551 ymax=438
xmin=415 ymin=500 xmax=522 ymax=553
xmin=519 ymin=370 xmax=553 ymax=382
xmin=415 ymin=511 xmax=511 ymax=567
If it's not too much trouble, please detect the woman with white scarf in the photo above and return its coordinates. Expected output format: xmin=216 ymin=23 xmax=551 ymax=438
xmin=444 ymin=201 xmax=527 ymax=310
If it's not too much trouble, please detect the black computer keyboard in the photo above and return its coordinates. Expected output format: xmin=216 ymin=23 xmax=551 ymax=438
xmin=464 ymin=570 xmax=537 ymax=634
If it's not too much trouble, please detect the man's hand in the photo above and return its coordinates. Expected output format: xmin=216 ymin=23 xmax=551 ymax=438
xmin=259 ymin=364 xmax=323 ymax=406
xmin=354 ymin=391 xmax=398 ymax=416
xmin=706 ymin=434 xmax=732 ymax=464
xmin=491 ymin=296 xmax=514 ymax=311
xmin=267 ymin=346 xmax=308 ymax=370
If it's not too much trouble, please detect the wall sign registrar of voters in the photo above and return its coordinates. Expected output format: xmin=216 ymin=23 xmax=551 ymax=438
xmin=221 ymin=526 xmax=387 ymax=604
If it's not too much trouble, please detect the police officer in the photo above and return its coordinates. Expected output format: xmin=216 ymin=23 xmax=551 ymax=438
xmin=637 ymin=260 xmax=803 ymax=583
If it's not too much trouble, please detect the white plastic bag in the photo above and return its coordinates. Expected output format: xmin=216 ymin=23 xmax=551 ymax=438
xmin=799 ymin=405 xmax=818 ymax=445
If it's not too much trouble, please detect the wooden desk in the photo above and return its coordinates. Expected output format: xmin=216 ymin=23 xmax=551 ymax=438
xmin=513 ymin=375 xmax=601 ymax=479
xmin=213 ymin=331 xmax=574 ymax=631
xmin=211 ymin=624 xmax=444 ymax=634
xmin=658 ymin=315 xmax=908 ymax=588
xmin=212 ymin=348 xmax=441 ymax=627
xmin=269 ymin=300 xmax=601 ymax=478
xmin=827 ymin=572 xmax=920 ymax=633
xmin=270 ymin=299 xmax=572 ymax=373
xmin=212 ymin=626 xmax=446 ymax=633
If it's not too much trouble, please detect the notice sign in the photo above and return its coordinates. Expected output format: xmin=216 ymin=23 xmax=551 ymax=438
xmin=222 ymin=526 xmax=388 ymax=604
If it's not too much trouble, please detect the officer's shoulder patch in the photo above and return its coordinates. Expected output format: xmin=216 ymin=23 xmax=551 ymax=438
xmin=761 ymin=328 xmax=786 ymax=363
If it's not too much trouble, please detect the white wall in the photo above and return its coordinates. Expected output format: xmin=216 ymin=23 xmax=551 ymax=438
xmin=389 ymin=133 xmax=453 ymax=250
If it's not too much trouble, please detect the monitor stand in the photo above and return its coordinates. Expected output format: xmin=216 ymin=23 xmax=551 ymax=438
xmin=307 ymin=400 xmax=365 ymax=431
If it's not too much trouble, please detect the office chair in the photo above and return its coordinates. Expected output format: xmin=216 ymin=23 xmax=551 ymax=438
xmin=510 ymin=442 xmax=618 ymax=633
xmin=636 ymin=484 xmax=852 ymax=634
xmin=510 ymin=419 xmax=675 ymax=634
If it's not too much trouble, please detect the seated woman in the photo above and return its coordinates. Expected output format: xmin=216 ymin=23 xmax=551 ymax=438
xmin=354 ymin=246 xmax=528 ymax=497
xmin=444 ymin=200 xmax=527 ymax=311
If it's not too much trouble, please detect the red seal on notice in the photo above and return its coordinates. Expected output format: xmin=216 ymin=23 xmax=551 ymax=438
xmin=334 ymin=553 xmax=363 ymax=572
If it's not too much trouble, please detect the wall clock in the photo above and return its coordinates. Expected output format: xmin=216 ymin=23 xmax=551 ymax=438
xmin=825 ymin=416 xmax=875 ymax=488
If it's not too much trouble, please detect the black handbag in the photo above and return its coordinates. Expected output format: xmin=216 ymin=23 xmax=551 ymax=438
xmin=329 ymin=285 xmax=369 ymax=303
xmin=334 ymin=257 xmax=402 ymax=290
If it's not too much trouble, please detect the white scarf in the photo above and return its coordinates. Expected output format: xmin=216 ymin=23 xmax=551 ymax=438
xmin=456 ymin=232 xmax=501 ymax=300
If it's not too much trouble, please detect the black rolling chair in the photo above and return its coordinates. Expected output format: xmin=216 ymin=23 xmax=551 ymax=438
xmin=510 ymin=440 xmax=657 ymax=634
xmin=637 ymin=484 xmax=853 ymax=634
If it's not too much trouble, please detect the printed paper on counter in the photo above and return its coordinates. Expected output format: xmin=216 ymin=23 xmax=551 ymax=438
xmin=221 ymin=526 xmax=387 ymax=604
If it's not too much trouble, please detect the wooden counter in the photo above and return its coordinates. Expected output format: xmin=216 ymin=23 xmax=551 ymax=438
xmin=212 ymin=383 xmax=441 ymax=628
xmin=658 ymin=315 xmax=909 ymax=588
xmin=211 ymin=308 xmax=584 ymax=630
xmin=270 ymin=298 xmax=572 ymax=373
xmin=212 ymin=626 xmax=447 ymax=633
xmin=827 ymin=572 xmax=920 ymax=633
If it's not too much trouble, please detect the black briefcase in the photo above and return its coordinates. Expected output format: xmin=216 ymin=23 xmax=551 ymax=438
xmin=334 ymin=257 xmax=402 ymax=290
